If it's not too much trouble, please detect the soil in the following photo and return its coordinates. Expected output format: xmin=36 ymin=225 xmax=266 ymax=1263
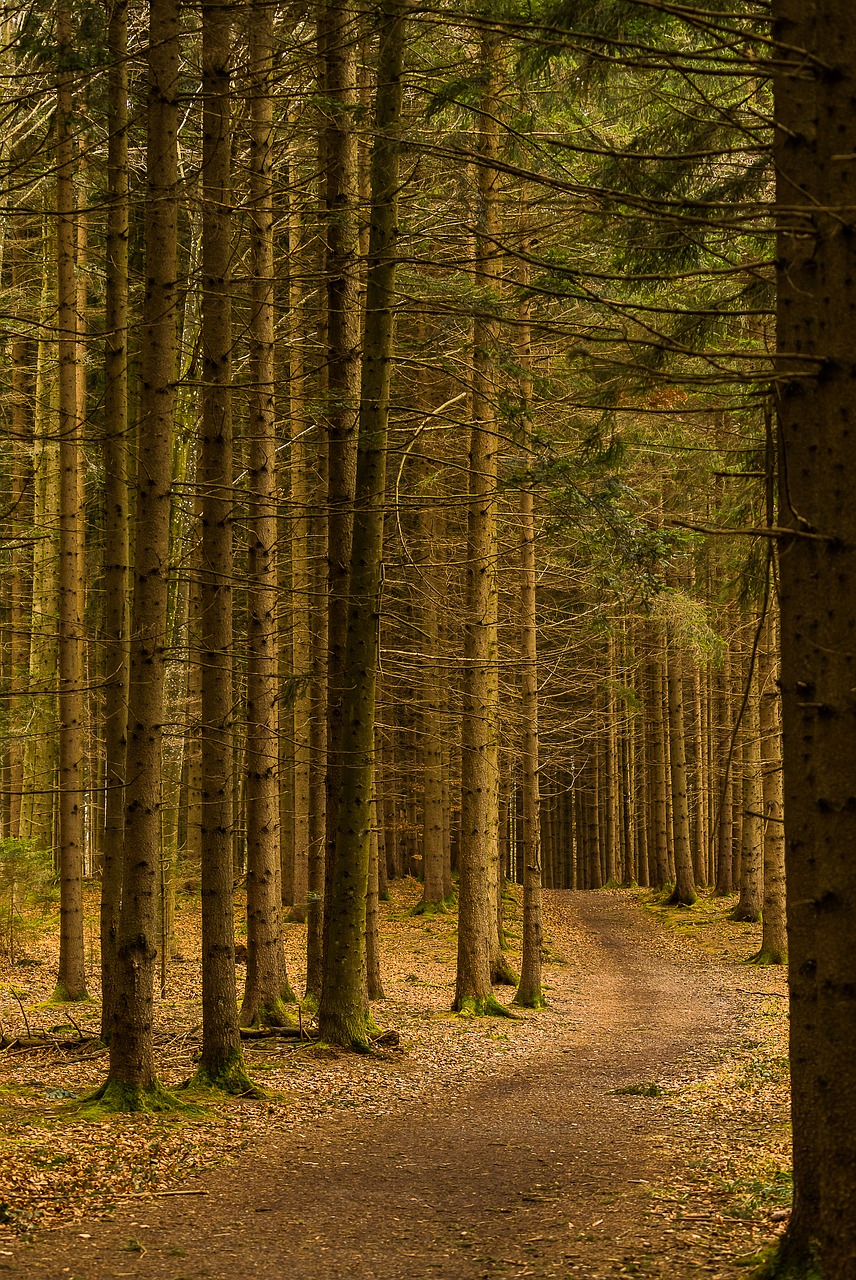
xmin=0 ymin=890 xmax=790 ymax=1280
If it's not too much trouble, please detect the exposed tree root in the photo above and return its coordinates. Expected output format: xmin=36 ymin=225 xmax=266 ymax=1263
xmin=666 ymin=886 xmax=698 ymax=907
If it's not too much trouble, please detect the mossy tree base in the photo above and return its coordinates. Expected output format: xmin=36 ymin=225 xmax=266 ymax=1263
xmin=46 ymin=985 xmax=91 ymax=1005
xmin=666 ymin=887 xmax=698 ymax=907
xmin=512 ymin=987 xmax=547 ymax=1010
xmin=411 ymin=896 xmax=454 ymax=918
xmin=748 ymin=947 xmax=788 ymax=966
xmin=188 ymin=1052 xmax=266 ymax=1099
xmin=239 ymin=996 xmax=295 ymax=1030
xmin=752 ymin=1237 xmax=822 ymax=1280
xmin=731 ymin=906 xmax=763 ymax=924
xmin=452 ymin=994 xmax=517 ymax=1019
xmin=317 ymin=1009 xmax=374 ymax=1053
xmin=83 ymin=1078 xmax=184 ymax=1114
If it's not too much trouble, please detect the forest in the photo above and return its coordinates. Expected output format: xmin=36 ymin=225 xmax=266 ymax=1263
xmin=0 ymin=0 xmax=853 ymax=1276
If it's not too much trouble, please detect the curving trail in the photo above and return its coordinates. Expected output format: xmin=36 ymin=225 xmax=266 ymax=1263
xmin=13 ymin=895 xmax=747 ymax=1280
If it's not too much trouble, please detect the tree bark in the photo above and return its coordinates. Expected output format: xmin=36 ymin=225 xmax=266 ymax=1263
xmin=240 ymin=0 xmax=293 ymax=1029
xmin=100 ymin=0 xmax=131 ymax=1040
xmin=666 ymin=633 xmax=697 ymax=907
xmin=318 ymin=0 xmax=405 ymax=1049
xmin=195 ymin=0 xmax=253 ymax=1091
xmin=53 ymin=0 xmax=87 ymax=1003
xmin=104 ymin=0 xmax=180 ymax=1106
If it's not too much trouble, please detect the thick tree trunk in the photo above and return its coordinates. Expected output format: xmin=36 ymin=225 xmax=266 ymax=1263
xmin=104 ymin=0 xmax=180 ymax=1106
xmin=318 ymin=0 xmax=404 ymax=1049
xmin=773 ymin=5 xmax=856 ymax=1270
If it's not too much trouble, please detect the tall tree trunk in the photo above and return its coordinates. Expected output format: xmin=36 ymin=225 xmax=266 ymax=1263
xmin=103 ymin=0 xmax=180 ymax=1106
xmin=319 ymin=0 xmax=360 ymax=988
xmin=318 ymin=0 xmax=405 ymax=1049
xmin=453 ymin=30 xmax=510 ymax=1017
xmin=195 ymin=0 xmax=253 ymax=1091
xmin=52 ymin=0 xmax=87 ymax=1003
xmin=773 ymin=5 xmax=856 ymax=1267
xmin=513 ymin=241 xmax=544 ymax=1010
xmin=100 ymin=0 xmax=131 ymax=1040
xmin=240 ymin=0 xmax=293 ymax=1028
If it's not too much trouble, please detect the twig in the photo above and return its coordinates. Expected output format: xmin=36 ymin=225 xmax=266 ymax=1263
xmin=61 ymin=1009 xmax=91 ymax=1041
xmin=126 ymin=1189 xmax=210 ymax=1198
xmin=12 ymin=991 xmax=31 ymax=1039
xmin=740 ymin=990 xmax=787 ymax=998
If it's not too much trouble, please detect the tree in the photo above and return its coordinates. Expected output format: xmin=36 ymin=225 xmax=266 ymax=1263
xmin=239 ymin=0 xmax=294 ymax=1030
xmin=99 ymin=0 xmax=181 ymax=1110
xmin=770 ymin=1 xmax=856 ymax=1273
xmin=318 ymin=0 xmax=406 ymax=1049
xmin=194 ymin=0 xmax=255 ymax=1092
xmin=52 ymin=0 xmax=87 ymax=1004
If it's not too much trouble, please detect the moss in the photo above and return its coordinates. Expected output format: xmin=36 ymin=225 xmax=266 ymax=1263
xmin=410 ymin=898 xmax=449 ymax=918
xmin=44 ymin=985 xmax=91 ymax=1006
xmin=731 ymin=904 xmax=763 ymax=924
xmin=452 ymin=994 xmax=517 ymax=1019
xmin=317 ymin=1008 xmax=373 ymax=1053
xmin=512 ymin=987 xmax=547 ymax=1010
xmin=667 ymin=885 xmax=698 ymax=907
xmin=240 ymin=997 xmax=295 ymax=1030
xmin=748 ymin=947 xmax=788 ymax=967
xmin=188 ymin=1050 xmax=266 ymax=1099
xmin=80 ymin=1077 xmax=186 ymax=1115
xmin=752 ymin=1237 xmax=822 ymax=1279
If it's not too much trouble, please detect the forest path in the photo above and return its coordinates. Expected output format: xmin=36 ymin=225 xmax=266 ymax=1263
xmin=14 ymin=894 xmax=755 ymax=1280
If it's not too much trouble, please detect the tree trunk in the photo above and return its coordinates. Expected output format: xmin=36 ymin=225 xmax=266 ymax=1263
xmin=513 ymin=238 xmax=544 ymax=1010
xmin=240 ymin=0 xmax=293 ymax=1028
xmin=666 ymin=634 xmax=697 ymax=907
xmin=53 ymin=0 xmax=87 ymax=1004
xmin=754 ymin=607 xmax=786 ymax=965
xmin=318 ymin=0 xmax=404 ymax=1048
xmin=454 ymin=30 xmax=510 ymax=1018
xmin=103 ymin=0 xmax=180 ymax=1107
xmin=100 ymin=0 xmax=130 ymax=1040
xmin=733 ymin=660 xmax=763 ymax=923
xmin=773 ymin=5 xmax=856 ymax=1267
xmin=195 ymin=0 xmax=253 ymax=1092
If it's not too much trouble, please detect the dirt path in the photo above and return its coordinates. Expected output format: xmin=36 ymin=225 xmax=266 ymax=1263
xmin=9 ymin=895 xmax=756 ymax=1280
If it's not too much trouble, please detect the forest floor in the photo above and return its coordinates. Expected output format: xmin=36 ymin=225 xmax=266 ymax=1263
xmin=0 ymin=880 xmax=789 ymax=1279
